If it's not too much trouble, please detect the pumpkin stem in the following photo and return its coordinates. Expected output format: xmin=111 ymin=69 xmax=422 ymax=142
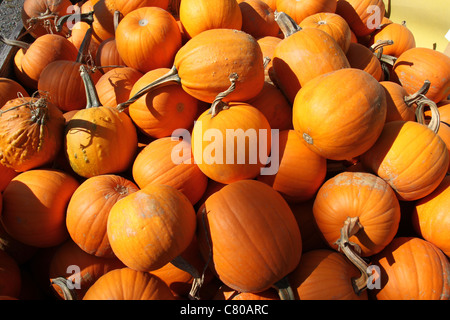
xmin=170 ymin=255 xmax=203 ymax=300
xmin=272 ymin=276 xmax=295 ymax=300
xmin=116 ymin=65 xmax=181 ymax=112
xmin=274 ymin=11 xmax=301 ymax=37
xmin=370 ymin=39 xmax=394 ymax=60
xmin=79 ymin=64 xmax=101 ymax=108
xmin=334 ymin=216 xmax=370 ymax=296
xmin=76 ymin=26 xmax=94 ymax=64
xmin=379 ymin=53 xmax=397 ymax=66
xmin=0 ymin=34 xmax=31 ymax=50
xmin=415 ymin=97 xmax=440 ymax=133
xmin=56 ymin=11 xmax=95 ymax=32
xmin=51 ymin=277 xmax=78 ymax=300
xmin=404 ymin=80 xmax=431 ymax=106
xmin=263 ymin=56 xmax=271 ymax=69
xmin=25 ymin=7 xmax=60 ymax=34
xmin=208 ymin=73 xmax=239 ymax=118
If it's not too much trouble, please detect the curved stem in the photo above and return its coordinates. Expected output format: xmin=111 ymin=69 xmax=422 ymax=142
xmin=404 ymin=80 xmax=431 ymax=106
xmin=76 ymin=27 xmax=93 ymax=64
xmin=56 ymin=11 xmax=95 ymax=32
xmin=116 ymin=66 xmax=181 ymax=111
xmin=272 ymin=276 xmax=295 ymax=300
xmin=415 ymin=97 xmax=440 ymax=133
xmin=51 ymin=277 xmax=78 ymax=300
xmin=80 ymin=65 xmax=101 ymax=108
xmin=379 ymin=53 xmax=397 ymax=66
xmin=170 ymin=255 xmax=203 ymax=300
xmin=370 ymin=39 xmax=394 ymax=60
xmin=208 ymin=73 xmax=238 ymax=118
xmin=334 ymin=216 xmax=370 ymax=296
xmin=274 ymin=11 xmax=301 ymax=38
xmin=0 ymin=34 xmax=31 ymax=50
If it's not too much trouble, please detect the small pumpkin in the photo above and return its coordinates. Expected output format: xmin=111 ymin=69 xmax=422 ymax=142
xmin=275 ymin=0 xmax=337 ymax=25
xmin=114 ymin=0 xmax=169 ymax=16
xmin=239 ymin=0 xmax=280 ymax=38
xmin=94 ymin=38 xmax=126 ymax=74
xmin=0 ymin=77 xmax=29 ymax=107
xmin=370 ymin=21 xmax=416 ymax=58
xmin=257 ymin=36 xmax=282 ymax=84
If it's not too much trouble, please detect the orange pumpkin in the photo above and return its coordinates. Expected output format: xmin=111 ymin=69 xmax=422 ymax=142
xmin=335 ymin=0 xmax=385 ymax=37
xmin=345 ymin=42 xmax=383 ymax=81
xmin=239 ymin=0 xmax=279 ymax=38
xmin=370 ymin=21 xmax=416 ymax=58
xmin=197 ymin=179 xmax=302 ymax=298
xmin=289 ymin=249 xmax=369 ymax=299
xmin=292 ymin=68 xmax=387 ymax=160
xmin=107 ymin=184 xmax=197 ymax=272
xmin=132 ymin=137 xmax=208 ymax=205
xmin=370 ymin=237 xmax=450 ymax=300
xmin=0 ymin=96 xmax=65 ymax=172
xmin=214 ymin=285 xmax=280 ymax=300
xmin=114 ymin=0 xmax=169 ymax=16
xmin=115 ymin=6 xmax=182 ymax=73
xmin=94 ymin=38 xmax=126 ymax=74
xmin=0 ymin=78 xmax=29 ymax=107
xmin=179 ymin=0 xmax=242 ymax=39
xmin=276 ymin=0 xmax=337 ymax=25
xmin=257 ymin=130 xmax=327 ymax=203
xmin=66 ymin=174 xmax=139 ymax=258
xmin=412 ymin=176 xmax=450 ymax=258
xmin=83 ymin=267 xmax=176 ymax=300
xmin=257 ymin=36 xmax=282 ymax=84
xmin=1 ymin=169 xmax=79 ymax=248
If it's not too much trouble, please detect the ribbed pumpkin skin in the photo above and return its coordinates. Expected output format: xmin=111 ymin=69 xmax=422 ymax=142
xmin=191 ymin=103 xmax=271 ymax=184
xmin=345 ymin=42 xmax=382 ymax=81
xmin=360 ymin=121 xmax=449 ymax=201
xmin=179 ymin=0 xmax=242 ymax=39
xmin=336 ymin=0 xmax=385 ymax=37
xmin=66 ymin=175 xmax=139 ymax=258
xmin=257 ymin=130 xmax=327 ymax=203
xmin=49 ymin=240 xmax=125 ymax=300
xmin=292 ymin=68 xmax=386 ymax=160
xmin=0 ymin=97 xmax=65 ymax=172
xmin=197 ymin=179 xmax=302 ymax=293
xmin=115 ymin=7 xmax=182 ymax=73
xmin=114 ymin=0 xmax=169 ymax=16
xmin=276 ymin=0 xmax=337 ymax=25
xmin=380 ymin=81 xmax=416 ymax=123
xmin=412 ymin=176 xmax=450 ymax=258
xmin=83 ymin=267 xmax=176 ymax=300
xmin=370 ymin=237 xmax=450 ymax=300
xmin=371 ymin=22 xmax=416 ymax=58
xmin=313 ymin=172 xmax=401 ymax=257
xmin=65 ymin=106 xmax=138 ymax=178
xmin=0 ymin=249 xmax=21 ymax=298
xmin=174 ymin=28 xmax=265 ymax=104
xmin=393 ymin=48 xmax=450 ymax=103
xmin=107 ymin=184 xmax=197 ymax=272
xmin=289 ymin=249 xmax=368 ymax=300
xmin=0 ymin=77 xmax=29 ymax=107
xmin=1 ymin=169 xmax=79 ymax=248
xmin=94 ymin=38 xmax=126 ymax=74
xmin=272 ymin=27 xmax=350 ymax=104
xmin=299 ymin=12 xmax=352 ymax=54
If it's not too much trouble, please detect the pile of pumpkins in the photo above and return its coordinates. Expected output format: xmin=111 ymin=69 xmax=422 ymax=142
xmin=0 ymin=0 xmax=449 ymax=300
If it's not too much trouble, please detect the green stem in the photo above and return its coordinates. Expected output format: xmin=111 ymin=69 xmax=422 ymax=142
xmin=51 ymin=277 xmax=78 ymax=300
xmin=272 ymin=276 xmax=295 ymax=300
xmin=79 ymin=65 xmax=101 ymax=108
xmin=56 ymin=11 xmax=95 ymax=32
xmin=170 ymin=255 xmax=204 ymax=300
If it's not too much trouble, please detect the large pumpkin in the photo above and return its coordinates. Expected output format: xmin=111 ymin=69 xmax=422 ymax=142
xmin=65 ymin=65 xmax=138 ymax=178
xmin=292 ymin=68 xmax=387 ymax=160
xmin=107 ymin=184 xmax=197 ymax=272
xmin=66 ymin=174 xmax=139 ymax=258
xmin=0 ymin=169 xmax=79 ymax=248
xmin=370 ymin=237 xmax=450 ymax=300
xmin=197 ymin=179 xmax=302 ymax=298
xmin=0 ymin=95 xmax=65 ymax=172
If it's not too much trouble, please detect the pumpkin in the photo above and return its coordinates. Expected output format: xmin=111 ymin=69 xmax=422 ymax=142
xmin=335 ymin=0 xmax=385 ymax=37
xmin=271 ymin=11 xmax=350 ymax=103
xmin=289 ymin=249 xmax=369 ymax=299
xmin=214 ymin=285 xmax=280 ymax=300
xmin=313 ymin=172 xmax=401 ymax=256
xmin=299 ymin=12 xmax=352 ymax=54
xmin=412 ymin=175 xmax=450 ymax=257
xmin=179 ymin=0 xmax=242 ymax=39
xmin=107 ymin=184 xmax=197 ymax=272
xmin=65 ymin=65 xmax=138 ymax=178
xmin=83 ymin=267 xmax=175 ymax=300
xmin=114 ymin=0 xmax=169 ymax=16
xmin=370 ymin=21 xmax=416 ymax=58
xmin=115 ymin=6 xmax=182 ymax=74
xmin=191 ymin=86 xmax=272 ymax=184
xmin=0 ymin=164 xmax=17 ymax=193
xmin=1 ymin=169 xmax=79 ymax=248
xmin=239 ymin=0 xmax=280 ymax=38
xmin=370 ymin=237 xmax=450 ymax=300
xmin=360 ymin=110 xmax=449 ymax=201
xmin=127 ymin=67 xmax=199 ymax=139
xmin=0 ymin=249 xmax=21 ymax=298
xmin=49 ymin=240 xmax=125 ymax=300
xmin=0 ymin=95 xmax=65 ymax=172
xmin=94 ymin=38 xmax=126 ymax=74
xmin=117 ymin=28 xmax=265 ymax=108
xmin=0 ymin=77 xmax=29 ymax=107
xmin=66 ymin=22 xmax=101 ymax=60
xmin=95 ymin=67 xmax=143 ymax=108
xmin=292 ymin=68 xmax=387 ymax=160
xmin=197 ymin=179 xmax=302 ymax=298
xmin=392 ymin=47 xmax=450 ymax=103
xmin=132 ymin=137 xmax=208 ymax=205
xmin=21 ymin=0 xmax=73 ymax=38
xmin=257 ymin=130 xmax=327 ymax=203
xmin=257 ymin=36 xmax=282 ymax=84
xmin=66 ymin=174 xmax=139 ymax=258
xmin=345 ymin=41 xmax=385 ymax=81
xmin=0 ymin=34 xmax=78 ymax=90
xmin=275 ymin=0 xmax=337 ymax=25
